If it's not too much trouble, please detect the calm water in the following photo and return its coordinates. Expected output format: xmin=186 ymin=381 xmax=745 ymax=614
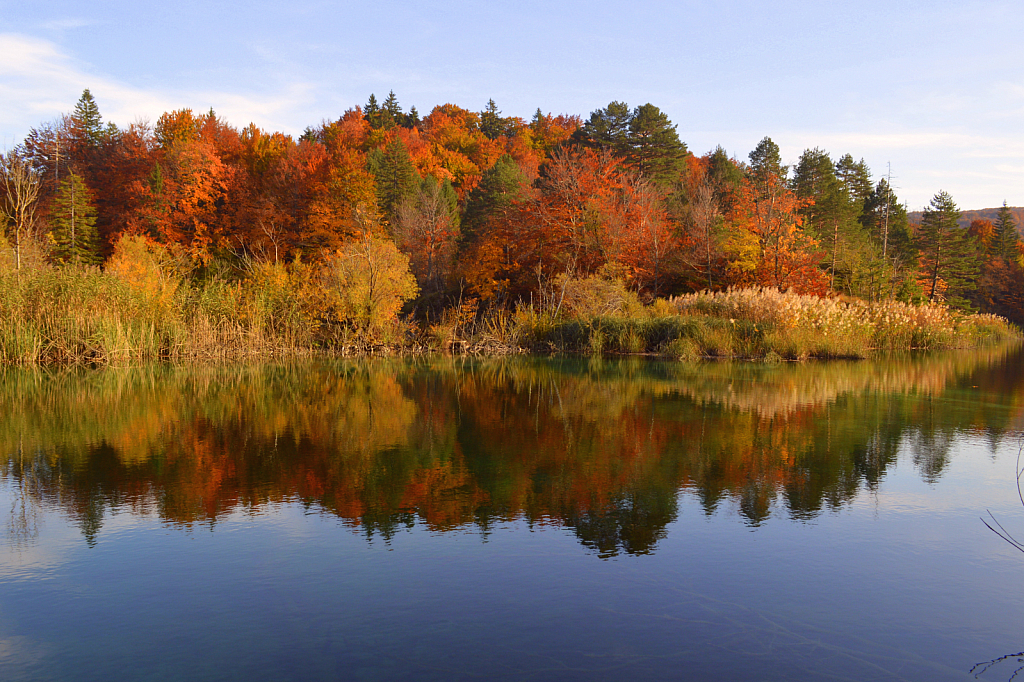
xmin=3 ymin=349 xmax=1024 ymax=681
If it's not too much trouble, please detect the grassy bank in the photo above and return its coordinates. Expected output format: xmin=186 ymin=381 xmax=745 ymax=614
xmin=0 ymin=257 xmax=1017 ymax=364
xmin=512 ymin=287 xmax=1018 ymax=359
xmin=0 ymin=235 xmax=422 ymax=364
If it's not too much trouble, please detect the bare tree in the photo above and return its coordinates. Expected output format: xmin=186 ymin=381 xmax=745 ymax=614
xmin=0 ymin=151 xmax=43 ymax=270
xmin=684 ymin=166 xmax=722 ymax=289
xmin=394 ymin=177 xmax=460 ymax=294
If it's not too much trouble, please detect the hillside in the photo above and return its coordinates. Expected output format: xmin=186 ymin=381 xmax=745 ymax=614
xmin=908 ymin=206 xmax=1024 ymax=231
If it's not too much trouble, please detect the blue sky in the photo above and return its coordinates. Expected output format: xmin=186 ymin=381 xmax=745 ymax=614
xmin=1 ymin=0 xmax=1021 ymax=210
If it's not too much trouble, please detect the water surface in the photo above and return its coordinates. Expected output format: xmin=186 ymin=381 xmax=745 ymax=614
xmin=3 ymin=349 xmax=1024 ymax=681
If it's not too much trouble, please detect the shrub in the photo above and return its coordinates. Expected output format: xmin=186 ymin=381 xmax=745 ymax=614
xmin=322 ymin=235 xmax=419 ymax=338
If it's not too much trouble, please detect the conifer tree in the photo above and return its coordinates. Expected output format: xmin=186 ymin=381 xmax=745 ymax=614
xmin=918 ymin=190 xmax=979 ymax=307
xmin=376 ymin=91 xmax=402 ymax=129
xmin=480 ymin=99 xmax=508 ymax=140
xmin=748 ymin=136 xmax=786 ymax=187
xmin=576 ymin=102 xmax=686 ymax=184
xmin=462 ymin=154 xmax=527 ymax=241
xmin=792 ymin=148 xmax=867 ymax=293
xmin=367 ymin=140 xmax=418 ymax=226
xmin=382 ymin=91 xmax=402 ymax=117
xmin=861 ymin=178 xmax=915 ymax=300
xmin=406 ymin=105 xmax=420 ymax=128
xmin=706 ymin=146 xmax=744 ymax=217
xmin=364 ymin=94 xmax=380 ymax=125
xmin=834 ymin=154 xmax=873 ymax=206
xmin=72 ymin=89 xmax=104 ymax=148
xmin=626 ymin=103 xmax=687 ymax=184
xmin=994 ymin=201 xmax=1020 ymax=262
xmin=50 ymin=172 xmax=100 ymax=265
xmin=577 ymin=101 xmax=632 ymax=156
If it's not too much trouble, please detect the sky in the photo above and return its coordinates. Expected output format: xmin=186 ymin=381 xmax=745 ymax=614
xmin=1 ymin=0 xmax=1022 ymax=211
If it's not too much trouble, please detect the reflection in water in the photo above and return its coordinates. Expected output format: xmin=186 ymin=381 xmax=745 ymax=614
xmin=2 ymin=345 xmax=1023 ymax=556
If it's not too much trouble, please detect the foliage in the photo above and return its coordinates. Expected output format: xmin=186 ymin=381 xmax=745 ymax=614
xmin=49 ymin=172 xmax=101 ymax=265
xmin=322 ymin=234 xmax=419 ymax=337
xmin=3 ymin=90 xmax=1021 ymax=359
xmin=917 ymin=190 xmax=980 ymax=308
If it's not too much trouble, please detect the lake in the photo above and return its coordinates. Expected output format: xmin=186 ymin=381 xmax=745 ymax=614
xmin=2 ymin=348 xmax=1024 ymax=681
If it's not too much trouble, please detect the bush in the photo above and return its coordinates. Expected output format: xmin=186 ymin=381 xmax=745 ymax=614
xmin=322 ymin=235 xmax=419 ymax=340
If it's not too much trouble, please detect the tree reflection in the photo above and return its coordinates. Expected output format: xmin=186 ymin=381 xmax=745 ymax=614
xmin=1 ymin=344 xmax=1021 ymax=557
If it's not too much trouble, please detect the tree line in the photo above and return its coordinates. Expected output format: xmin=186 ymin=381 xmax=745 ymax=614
xmin=2 ymin=89 xmax=1022 ymax=324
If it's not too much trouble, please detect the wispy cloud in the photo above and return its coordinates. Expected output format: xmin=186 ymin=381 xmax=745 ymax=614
xmin=39 ymin=18 xmax=98 ymax=32
xmin=0 ymin=33 xmax=324 ymax=145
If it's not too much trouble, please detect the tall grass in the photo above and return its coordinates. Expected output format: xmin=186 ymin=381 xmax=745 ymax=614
xmin=0 ymin=262 xmax=386 ymax=364
xmin=1 ymin=251 xmax=1017 ymax=366
xmin=0 ymin=234 xmax=427 ymax=364
xmin=512 ymin=286 xmax=1019 ymax=359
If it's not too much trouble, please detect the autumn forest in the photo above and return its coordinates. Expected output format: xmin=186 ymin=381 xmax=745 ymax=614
xmin=0 ymin=90 xmax=1021 ymax=362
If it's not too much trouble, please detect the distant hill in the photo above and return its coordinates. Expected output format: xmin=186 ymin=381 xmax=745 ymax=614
xmin=908 ymin=206 xmax=1024 ymax=232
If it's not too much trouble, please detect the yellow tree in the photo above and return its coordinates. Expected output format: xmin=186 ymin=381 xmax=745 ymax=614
xmin=323 ymin=234 xmax=419 ymax=336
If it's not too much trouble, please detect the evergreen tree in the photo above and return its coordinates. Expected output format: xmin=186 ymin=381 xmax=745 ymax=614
xmin=406 ymin=105 xmax=420 ymax=128
xmin=834 ymin=154 xmax=873 ymax=206
xmin=576 ymin=101 xmax=686 ymax=184
xmin=792 ymin=148 xmax=835 ymax=228
xmin=375 ymin=91 xmax=402 ymax=129
xmin=861 ymin=178 xmax=915 ymax=299
xmin=382 ymin=91 xmax=401 ymax=117
xmin=367 ymin=140 xmax=418 ymax=226
xmin=577 ymin=101 xmax=632 ymax=155
xmin=994 ymin=201 xmax=1020 ymax=262
xmin=706 ymin=146 xmax=744 ymax=217
xmin=918 ymin=190 xmax=979 ymax=307
xmin=50 ymin=172 xmax=100 ymax=265
xmin=626 ymin=103 xmax=687 ymax=184
xmin=462 ymin=154 xmax=528 ymax=241
xmin=480 ymin=99 xmax=508 ymax=140
xmin=861 ymin=179 xmax=907 ymax=258
xmin=748 ymin=137 xmax=786 ymax=195
xmin=72 ymin=89 xmax=104 ymax=148
xmin=364 ymin=94 xmax=380 ymax=124
xmin=792 ymin=148 xmax=867 ymax=293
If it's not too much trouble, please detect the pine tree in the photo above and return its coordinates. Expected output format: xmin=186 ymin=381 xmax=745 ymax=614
xmin=576 ymin=102 xmax=686 ymax=184
xmin=706 ymin=146 xmax=744 ymax=217
xmin=50 ymin=172 xmax=100 ymax=265
xmin=861 ymin=178 xmax=915 ymax=299
xmin=480 ymin=99 xmax=507 ymax=140
xmin=72 ymin=89 xmax=104 ymax=148
xmin=577 ymin=101 xmax=632 ymax=156
xmin=376 ymin=91 xmax=402 ymax=129
xmin=792 ymin=148 xmax=835 ymax=229
xmin=364 ymin=94 xmax=380 ymax=125
xmin=994 ymin=201 xmax=1020 ymax=262
xmin=748 ymin=137 xmax=786 ymax=187
xmin=367 ymin=140 xmax=418 ymax=226
xmin=834 ymin=154 xmax=873 ymax=206
xmin=383 ymin=91 xmax=401 ymax=117
xmin=918 ymin=190 xmax=979 ymax=307
xmin=626 ymin=103 xmax=687 ymax=184
xmin=406 ymin=106 xmax=420 ymax=128
xmin=792 ymin=149 xmax=867 ymax=293
xmin=462 ymin=154 xmax=528 ymax=241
